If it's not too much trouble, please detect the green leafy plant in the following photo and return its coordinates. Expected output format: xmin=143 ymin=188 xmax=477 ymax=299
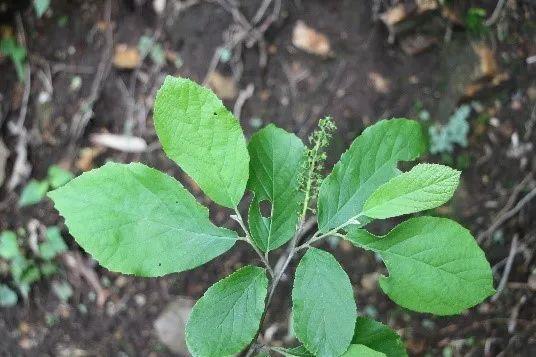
xmin=33 ymin=0 xmax=51 ymax=18
xmin=48 ymin=76 xmax=494 ymax=356
xmin=0 ymin=227 xmax=67 ymax=306
xmin=0 ymin=37 xmax=27 ymax=82
xmin=428 ymin=104 xmax=471 ymax=155
xmin=465 ymin=7 xmax=488 ymax=36
xmin=19 ymin=165 xmax=74 ymax=207
xmin=138 ymin=35 xmax=169 ymax=67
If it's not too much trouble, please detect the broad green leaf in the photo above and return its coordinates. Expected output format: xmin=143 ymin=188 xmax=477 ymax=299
xmin=39 ymin=226 xmax=67 ymax=260
xmin=317 ymin=119 xmax=426 ymax=232
xmin=0 ymin=284 xmax=18 ymax=307
xmin=247 ymin=124 xmax=305 ymax=252
xmin=346 ymin=217 xmax=494 ymax=315
xmin=153 ymin=76 xmax=249 ymax=208
xmin=186 ymin=266 xmax=268 ymax=357
xmin=0 ymin=231 xmax=19 ymax=259
xmin=351 ymin=317 xmax=407 ymax=357
xmin=292 ymin=248 xmax=356 ymax=357
xmin=19 ymin=179 xmax=49 ymax=207
xmin=48 ymin=162 xmax=238 ymax=277
xmin=47 ymin=165 xmax=74 ymax=189
xmin=363 ymin=164 xmax=460 ymax=219
xmin=342 ymin=345 xmax=386 ymax=357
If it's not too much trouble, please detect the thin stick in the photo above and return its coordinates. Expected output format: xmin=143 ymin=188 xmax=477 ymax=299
xmin=478 ymin=183 xmax=536 ymax=243
xmin=525 ymin=104 xmax=536 ymax=141
xmin=233 ymin=83 xmax=254 ymax=120
xmin=7 ymin=64 xmax=31 ymax=190
xmin=252 ymin=0 xmax=273 ymax=24
xmin=491 ymin=235 xmax=519 ymax=302
xmin=204 ymin=0 xmax=280 ymax=84
xmin=485 ymin=0 xmax=507 ymax=26
xmin=507 ymin=295 xmax=527 ymax=334
xmin=70 ymin=0 xmax=113 ymax=144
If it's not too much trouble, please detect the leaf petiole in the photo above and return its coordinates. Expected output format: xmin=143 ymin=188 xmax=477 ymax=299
xmin=297 ymin=214 xmax=364 ymax=250
xmin=232 ymin=208 xmax=274 ymax=277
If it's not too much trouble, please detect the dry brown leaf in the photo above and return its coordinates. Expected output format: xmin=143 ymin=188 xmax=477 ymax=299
xmin=441 ymin=5 xmax=464 ymax=25
xmin=292 ymin=20 xmax=331 ymax=57
xmin=96 ymin=21 xmax=111 ymax=32
xmin=380 ymin=4 xmax=411 ymax=27
xmin=76 ymin=147 xmax=105 ymax=172
xmin=207 ymin=72 xmax=237 ymax=100
xmin=406 ymin=338 xmax=426 ymax=354
xmin=416 ymin=0 xmax=438 ymax=13
xmin=400 ymin=34 xmax=437 ymax=56
xmin=463 ymin=82 xmax=484 ymax=98
xmin=360 ymin=272 xmax=380 ymax=292
xmin=113 ymin=44 xmax=141 ymax=69
xmin=368 ymin=72 xmax=391 ymax=94
xmin=474 ymin=44 xmax=499 ymax=78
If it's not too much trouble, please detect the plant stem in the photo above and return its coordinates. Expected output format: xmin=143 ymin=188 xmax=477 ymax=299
xmin=297 ymin=214 xmax=363 ymax=250
xmin=243 ymin=219 xmax=307 ymax=356
xmin=243 ymin=215 xmax=362 ymax=355
xmin=232 ymin=208 xmax=274 ymax=277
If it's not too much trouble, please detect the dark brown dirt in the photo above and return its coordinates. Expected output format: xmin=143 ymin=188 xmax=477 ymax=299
xmin=1 ymin=0 xmax=535 ymax=356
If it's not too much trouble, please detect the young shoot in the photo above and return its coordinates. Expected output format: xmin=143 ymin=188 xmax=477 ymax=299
xmin=49 ymin=76 xmax=494 ymax=357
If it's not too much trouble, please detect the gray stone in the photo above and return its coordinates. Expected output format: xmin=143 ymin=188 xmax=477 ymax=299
xmin=154 ymin=298 xmax=194 ymax=356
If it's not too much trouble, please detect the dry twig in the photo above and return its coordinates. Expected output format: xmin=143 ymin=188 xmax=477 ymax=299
xmin=507 ymin=295 xmax=527 ymax=334
xmin=62 ymin=251 xmax=110 ymax=307
xmin=485 ymin=0 xmax=507 ymax=26
xmin=478 ymin=173 xmax=536 ymax=243
xmin=7 ymin=64 xmax=31 ymax=190
xmin=69 ymin=0 xmax=113 ymax=146
xmin=233 ymin=83 xmax=254 ymax=120
xmin=203 ymin=0 xmax=281 ymax=84
xmin=491 ymin=235 xmax=519 ymax=301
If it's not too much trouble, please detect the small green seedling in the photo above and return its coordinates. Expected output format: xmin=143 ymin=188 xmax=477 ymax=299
xmin=33 ymin=0 xmax=51 ymax=18
xmin=49 ymin=76 xmax=494 ymax=356
xmin=0 ymin=37 xmax=27 ymax=82
xmin=138 ymin=35 xmax=169 ymax=67
xmin=19 ymin=165 xmax=74 ymax=207
xmin=465 ymin=7 xmax=488 ymax=36
xmin=428 ymin=105 xmax=471 ymax=155
xmin=0 ymin=227 xmax=68 ymax=305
